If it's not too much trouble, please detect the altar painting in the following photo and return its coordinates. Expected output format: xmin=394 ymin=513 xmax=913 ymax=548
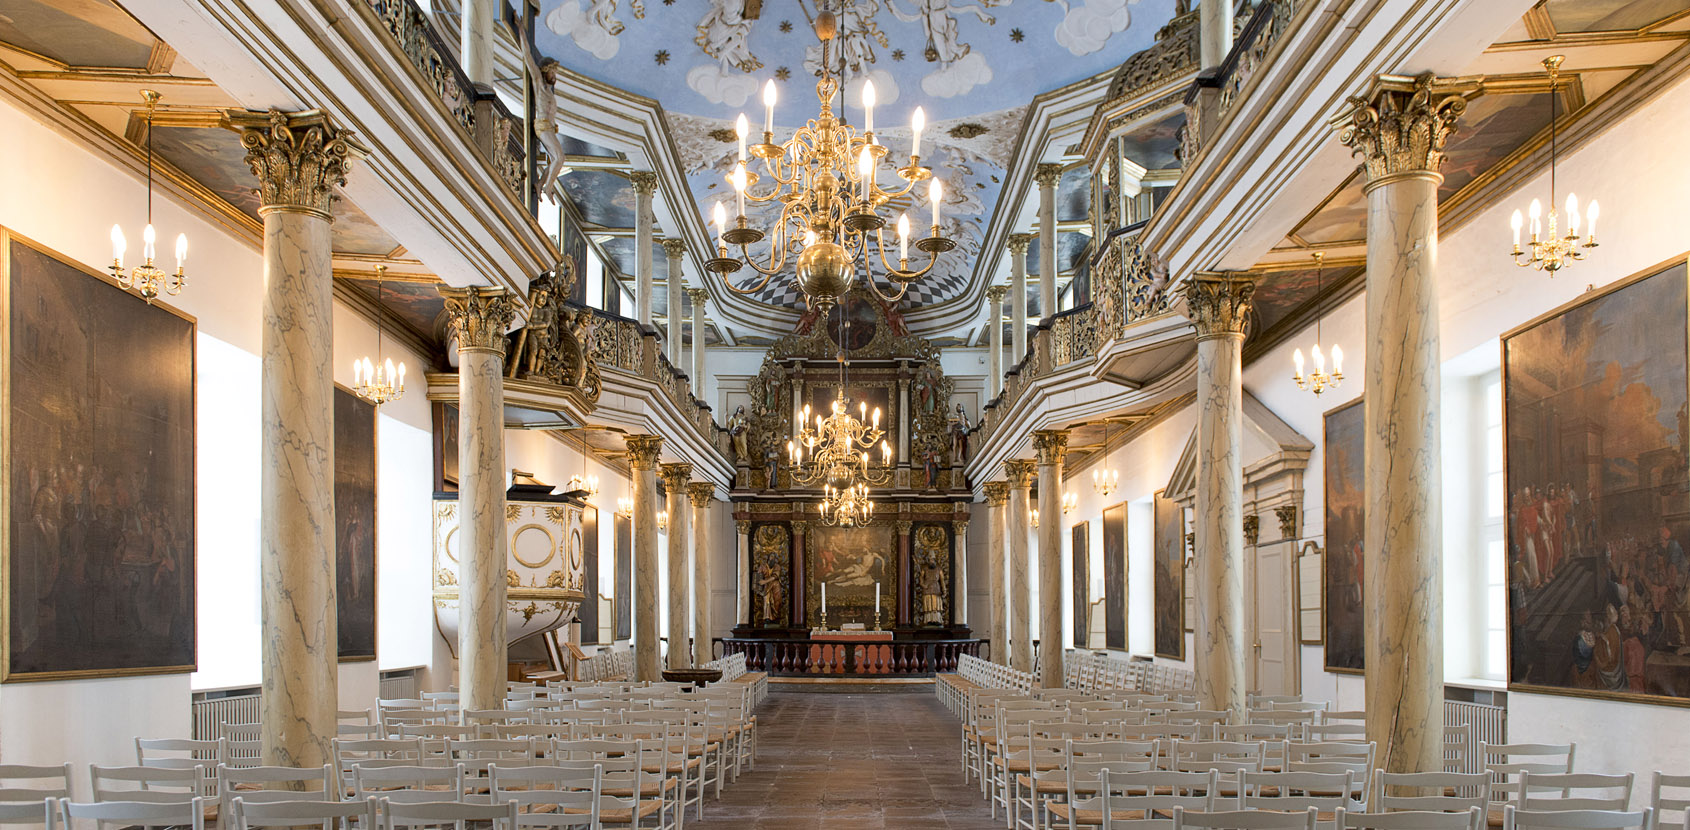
xmin=809 ymin=524 xmax=893 ymax=627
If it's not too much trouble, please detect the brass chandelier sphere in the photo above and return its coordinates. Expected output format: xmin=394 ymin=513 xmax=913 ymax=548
xmin=795 ymin=240 xmax=855 ymax=310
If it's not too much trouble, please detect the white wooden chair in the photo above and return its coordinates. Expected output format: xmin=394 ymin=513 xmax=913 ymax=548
xmin=1500 ymin=807 xmax=1652 ymax=830
xmin=228 ymin=796 xmax=377 ymax=830
xmin=352 ymin=765 xmax=467 ymax=805
xmin=1516 ymin=773 xmax=1634 ymax=812
xmin=376 ymin=798 xmax=518 ymax=830
xmin=1482 ymin=744 xmax=1576 ymax=805
xmin=1334 ymin=807 xmax=1484 ymax=830
xmin=1651 ymin=773 xmax=1690 ymax=830
xmin=1089 ymin=767 xmax=1218 ymax=830
xmin=89 ymin=765 xmax=201 ymax=804
xmin=135 ymin=738 xmax=226 ymax=799
xmin=0 ymin=764 xmax=71 ymax=822
xmin=1171 ymin=806 xmax=1319 ymax=830
xmin=1236 ymin=770 xmax=1360 ymax=812
xmin=52 ymin=798 xmax=207 ymax=830
xmin=1374 ymin=771 xmax=1491 ymax=813
xmin=488 ymin=765 xmax=601 ymax=830
xmin=217 ymin=764 xmax=337 ymax=805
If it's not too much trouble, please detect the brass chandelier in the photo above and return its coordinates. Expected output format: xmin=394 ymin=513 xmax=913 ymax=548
xmin=703 ymin=7 xmax=955 ymax=312
xmin=820 ymin=481 xmax=874 ymax=527
xmin=1292 ymin=253 xmax=1343 ymax=396
xmin=353 ymin=264 xmax=407 ymax=406
xmin=109 ymin=90 xmax=188 ymax=304
xmin=1509 ymin=56 xmax=1599 ymax=274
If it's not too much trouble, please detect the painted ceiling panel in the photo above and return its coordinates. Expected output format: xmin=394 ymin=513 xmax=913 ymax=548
xmin=0 ymin=0 xmax=154 ymax=68
xmin=1545 ymin=0 xmax=1690 ymax=33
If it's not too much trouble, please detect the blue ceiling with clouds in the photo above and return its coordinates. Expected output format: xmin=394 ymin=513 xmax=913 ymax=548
xmin=536 ymin=0 xmax=1178 ymax=317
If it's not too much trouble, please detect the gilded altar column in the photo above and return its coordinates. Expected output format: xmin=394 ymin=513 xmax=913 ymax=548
xmin=663 ymin=239 xmax=685 ymax=365
xmin=953 ymin=512 xmax=970 ymax=627
xmin=1008 ymin=234 xmax=1034 ymax=365
xmin=736 ymin=519 xmax=752 ymax=626
xmin=984 ymin=482 xmax=1010 ymax=664
xmin=661 ymin=462 xmax=694 ymax=669
xmin=688 ymin=288 xmax=709 ymax=401
xmin=985 ymin=286 xmax=1007 ymax=399
xmin=1185 ymin=272 xmax=1254 ymax=720
xmin=439 ymin=286 xmax=517 ymax=719
xmin=631 ymin=172 xmax=657 ymax=329
xmin=625 ymin=435 xmax=664 ymax=681
xmin=1335 ymin=72 xmax=1476 ymax=774
xmin=791 ymin=520 xmax=809 ymax=628
xmin=689 ymin=482 xmax=715 ymax=666
xmin=229 ymin=109 xmax=359 ymax=769
xmin=1033 ymin=430 xmax=1069 ymax=689
xmin=1005 ymin=460 xmax=1037 ymax=674
xmin=1035 ymin=165 xmax=1063 ymax=321
xmin=896 ymin=520 xmax=914 ymax=627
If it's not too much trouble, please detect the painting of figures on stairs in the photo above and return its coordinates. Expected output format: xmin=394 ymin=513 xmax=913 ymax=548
xmin=1323 ymin=397 xmax=1366 ymax=674
xmin=1504 ymin=257 xmax=1690 ymax=704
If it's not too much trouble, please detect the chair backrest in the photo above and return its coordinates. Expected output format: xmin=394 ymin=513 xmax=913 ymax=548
xmin=54 ymin=798 xmax=207 ymax=830
xmin=0 ymin=764 xmax=71 ymax=806
xmin=352 ymin=765 xmax=466 ymax=804
xmin=1269 ymin=701 xmax=1330 ymax=712
xmin=1305 ymin=723 xmax=1371 ymax=742
xmin=134 ymin=738 xmax=224 ymax=797
xmin=1483 ymin=743 xmax=1576 ymax=802
xmin=1333 ymin=807 xmax=1484 ymax=830
xmin=218 ymin=723 xmax=264 ymax=770
xmin=1286 ymin=740 xmax=1376 ymax=791
xmin=1501 ymin=807 xmax=1653 ymax=830
xmin=1096 ymin=770 xmax=1221 ymax=830
xmin=1445 ymin=724 xmax=1475 ymax=774
xmin=332 ymin=738 xmax=430 ymax=783
xmin=486 ymin=765 xmax=600 ymax=828
xmin=227 ymin=796 xmax=377 ymax=830
xmin=376 ymin=798 xmax=517 ymax=830
xmin=1250 ymin=711 xmax=1319 ymax=727
xmin=1517 ymin=772 xmax=1634 ymax=812
xmin=89 ymin=765 xmax=201 ymax=804
xmin=1374 ymin=771 xmax=1491 ymax=812
xmin=1171 ymin=806 xmax=1319 ymax=830
xmin=216 ymin=765 xmax=336 ymax=805
xmin=0 ymin=803 xmax=51 ymax=827
xmin=1170 ymin=740 xmax=1266 ymax=775
xmin=1238 ymin=770 xmax=1361 ymax=812
xmin=1652 ymin=773 xmax=1690 ymax=830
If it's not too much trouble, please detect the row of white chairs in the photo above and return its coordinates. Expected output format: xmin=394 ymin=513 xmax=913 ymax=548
xmin=1064 ymin=651 xmax=1197 ymax=697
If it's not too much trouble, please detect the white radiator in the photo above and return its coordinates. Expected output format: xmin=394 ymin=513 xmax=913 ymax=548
xmin=380 ymin=669 xmax=419 ymax=701
xmin=1445 ymin=699 xmax=1507 ymax=773
xmin=191 ymin=691 xmax=260 ymax=740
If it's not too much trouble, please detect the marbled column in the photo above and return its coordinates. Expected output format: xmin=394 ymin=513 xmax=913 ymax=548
xmin=230 ymin=109 xmax=358 ymax=769
xmin=1008 ymin=234 xmax=1034 ymax=364
xmin=663 ymin=239 xmax=685 ymax=365
xmin=631 ymin=172 xmax=657 ymax=328
xmin=687 ymin=288 xmax=709 ymax=399
xmin=688 ymin=482 xmax=715 ymax=666
xmin=1035 ymin=165 xmax=1062 ymax=321
xmin=1199 ymin=0 xmax=1233 ymax=68
xmin=1184 ymin=272 xmax=1254 ymax=721
xmin=953 ymin=514 xmax=970 ymax=627
xmin=1005 ymin=460 xmax=1037 ymax=674
xmin=625 ymin=436 xmax=664 ymax=681
xmin=1033 ymin=430 xmax=1068 ymax=689
xmin=984 ymin=482 xmax=1010 ymax=665
xmin=460 ymin=0 xmax=494 ymax=85
xmin=985 ymin=286 xmax=1007 ymax=399
xmin=439 ymin=286 xmax=517 ymax=719
xmin=661 ymin=463 xmax=693 ymax=669
xmin=736 ymin=519 xmax=752 ymax=625
xmin=1337 ymin=72 xmax=1475 ymax=775
xmin=896 ymin=520 xmax=914 ymax=627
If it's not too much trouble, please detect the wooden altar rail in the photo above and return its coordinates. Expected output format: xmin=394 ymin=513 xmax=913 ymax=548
xmin=714 ymin=638 xmax=988 ymax=678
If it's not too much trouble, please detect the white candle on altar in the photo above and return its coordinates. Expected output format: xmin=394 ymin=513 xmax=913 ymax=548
xmin=822 ymin=582 xmax=827 ymax=614
xmin=875 ymin=582 xmax=880 ymax=615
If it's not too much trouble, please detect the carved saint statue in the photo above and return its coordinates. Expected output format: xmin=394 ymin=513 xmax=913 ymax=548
xmin=515 ymin=274 xmax=559 ymax=382
xmin=753 ymin=526 xmax=787 ymax=627
xmin=763 ymin=446 xmax=780 ymax=491
xmin=728 ymin=405 xmax=751 ymax=464
xmin=923 ymin=443 xmax=941 ymax=490
xmin=950 ymin=403 xmax=971 ymax=463
xmin=917 ymin=546 xmax=948 ymax=626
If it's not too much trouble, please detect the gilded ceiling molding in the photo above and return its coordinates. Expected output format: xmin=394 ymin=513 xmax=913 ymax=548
xmin=440 ymin=286 xmax=516 ymax=353
xmin=1184 ymin=271 xmax=1256 ymax=340
xmin=687 ymin=481 xmax=715 ymax=507
xmin=1032 ymin=430 xmax=1069 ymax=466
xmin=1332 ymin=72 xmax=1481 ymax=187
xmin=659 ymin=462 xmax=694 ymax=491
xmin=983 ymin=481 xmax=1010 ymax=506
xmin=625 ymin=435 xmax=664 ymax=469
xmin=1005 ymin=459 xmax=1038 ymax=489
xmin=224 ymin=108 xmax=365 ymax=219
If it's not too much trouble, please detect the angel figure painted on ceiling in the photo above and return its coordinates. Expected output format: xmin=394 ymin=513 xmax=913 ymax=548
xmin=804 ymin=0 xmax=888 ymax=76
xmin=545 ymin=0 xmax=644 ymax=60
xmin=888 ymin=0 xmax=999 ymax=97
xmin=688 ymin=0 xmax=764 ymax=105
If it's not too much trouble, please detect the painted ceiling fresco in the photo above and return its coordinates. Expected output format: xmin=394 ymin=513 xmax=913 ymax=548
xmin=537 ymin=0 xmax=1180 ymax=312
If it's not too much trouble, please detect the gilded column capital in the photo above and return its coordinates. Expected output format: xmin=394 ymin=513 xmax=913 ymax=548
xmin=1007 ymin=233 xmax=1035 ymax=256
xmin=895 ymin=520 xmax=913 ymax=536
xmin=792 ymin=520 xmax=810 ymax=534
xmin=687 ymin=481 xmax=715 ymax=508
xmin=225 ymin=109 xmax=365 ymax=219
xmin=736 ymin=519 xmax=751 ymax=535
xmin=661 ymin=238 xmax=687 ymax=259
xmin=985 ymin=285 xmax=1008 ymax=304
xmin=1034 ymin=163 xmax=1064 ymax=189
xmin=1005 ymin=459 xmax=1038 ymax=490
xmin=659 ymin=462 xmax=694 ymax=492
xmin=954 ymin=520 xmax=970 ymax=535
xmin=1243 ymin=514 xmax=1260 ymax=546
xmin=983 ymin=481 xmax=1010 ymax=506
xmin=439 ymin=286 xmax=516 ymax=353
xmin=1032 ymin=430 xmax=1069 ymax=467
xmin=1183 ymin=272 xmax=1256 ymax=341
xmin=1275 ymin=504 xmax=1299 ymax=539
xmin=1333 ymin=72 xmax=1480 ymax=188
xmin=630 ymin=170 xmax=659 ymax=195
xmin=625 ymin=435 xmax=664 ymax=470
xmin=686 ymin=288 xmax=710 ymax=309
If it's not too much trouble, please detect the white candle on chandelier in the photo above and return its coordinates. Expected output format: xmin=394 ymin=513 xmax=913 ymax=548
xmin=857 ymin=146 xmax=873 ymax=201
xmin=1566 ymin=193 xmax=1580 ymax=237
xmin=910 ymin=106 xmax=925 ymax=159
xmin=110 ymin=225 xmax=126 ymax=266
xmin=353 ymin=358 xmax=363 ymax=385
xmin=929 ymin=178 xmax=943 ymax=229
xmin=142 ymin=223 xmax=157 ymax=262
xmin=712 ymin=201 xmax=727 ymax=251
xmin=1312 ymin=344 xmax=1325 ymax=374
xmin=763 ymin=79 xmax=777 ymax=134
xmin=862 ymin=79 xmax=876 ymax=135
xmin=1587 ymin=200 xmax=1600 ymax=241
xmin=733 ymin=162 xmax=748 ymax=220
xmin=897 ymin=212 xmax=909 ymax=261
xmin=735 ymin=113 xmax=749 ymax=162
xmin=1293 ymin=348 xmax=1305 ymax=380
xmin=1510 ymin=210 xmax=1523 ymax=248
xmin=174 ymin=234 xmax=188 ymax=269
xmin=1330 ymin=345 xmax=1343 ymax=375
xmin=872 ymin=406 xmax=881 ymax=428
xmin=1529 ymin=198 xmax=1542 ymax=239
xmin=859 ymin=401 xmax=867 ymax=419
xmin=882 ymin=439 xmax=891 ymax=465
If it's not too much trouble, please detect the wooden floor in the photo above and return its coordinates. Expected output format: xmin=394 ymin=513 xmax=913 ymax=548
xmin=688 ymin=686 xmax=1002 ymax=829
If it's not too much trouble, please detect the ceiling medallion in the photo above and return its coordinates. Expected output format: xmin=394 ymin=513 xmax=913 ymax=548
xmin=703 ymin=7 xmax=956 ymax=314
xmin=1509 ymin=56 xmax=1599 ymax=274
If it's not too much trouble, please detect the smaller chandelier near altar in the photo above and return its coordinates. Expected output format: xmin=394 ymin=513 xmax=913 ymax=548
xmin=352 ymin=265 xmax=407 ymax=406
xmin=109 ymin=90 xmax=188 ymax=304
xmin=1062 ymin=491 xmax=1078 ymax=515
xmin=1292 ymin=253 xmax=1343 ymax=397
xmin=819 ymin=481 xmax=874 ymax=527
xmin=702 ymin=8 xmax=955 ymax=311
xmin=788 ymin=394 xmax=892 ymax=491
xmin=1509 ymin=56 xmax=1600 ymax=274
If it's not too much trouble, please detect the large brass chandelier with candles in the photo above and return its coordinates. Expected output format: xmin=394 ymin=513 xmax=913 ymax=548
xmin=703 ymin=6 xmax=955 ymax=311
xmin=1508 ymin=56 xmax=1600 ymax=274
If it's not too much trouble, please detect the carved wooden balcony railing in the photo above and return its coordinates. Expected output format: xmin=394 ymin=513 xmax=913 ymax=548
xmin=714 ymin=637 xmax=986 ymax=677
xmin=1181 ymin=0 xmax=1300 ymax=162
xmin=581 ymin=306 xmax=724 ymax=453
xmin=358 ymin=0 xmax=533 ymax=202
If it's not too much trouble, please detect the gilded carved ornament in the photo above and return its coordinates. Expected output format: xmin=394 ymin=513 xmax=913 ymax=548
xmin=1275 ymin=504 xmax=1299 ymax=539
xmin=687 ymin=481 xmax=715 ymax=508
xmin=661 ymin=238 xmax=687 ymax=259
xmin=629 ymin=170 xmax=659 ymax=195
xmin=1034 ymin=163 xmax=1064 ymax=189
xmin=736 ymin=519 xmax=752 ymax=535
xmin=1032 ymin=430 xmax=1069 ymax=467
xmin=624 ymin=435 xmax=664 ymax=469
xmin=1004 ymin=459 xmax=1038 ymax=489
xmin=1243 ymin=514 xmax=1260 ymax=546
xmin=983 ymin=481 xmax=1010 ymax=506
xmin=985 ymin=285 xmax=1008 ymax=305
xmin=1183 ymin=273 xmax=1256 ymax=339
xmin=659 ymin=462 xmax=694 ymax=492
xmin=440 ymin=286 xmax=517 ymax=353
xmin=1007 ymin=233 xmax=1035 ymax=256
xmin=225 ymin=108 xmax=364 ymax=218
xmin=895 ymin=520 xmax=913 ymax=535
xmin=1333 ymin=72 xmax=1480 ymax=185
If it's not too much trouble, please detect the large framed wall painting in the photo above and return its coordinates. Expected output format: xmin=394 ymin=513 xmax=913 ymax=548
xmin=3 ymin=230 xmax=197 ymax=681
xmin=1504 ymin=258 xmax=1690 ymax=704
xmin=333 ymin=386 xmax=377 ymax=662
xmin=1153 ymin=490 xmax=1186 ymax=660
xmin=613 ymin=512 xmax=632 ymax=641
xmin=1071 ymin=521 xmax=1089 ymax=649
xmin=1323 ymin=397 xmax=1366 ymax=674
xmin=1102 ymin=503 xmax=1127 ymax=650
xmin=579 ymin=506 xmax=599 ymax=645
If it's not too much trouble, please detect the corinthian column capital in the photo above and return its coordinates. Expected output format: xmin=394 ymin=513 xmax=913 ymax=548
xmin=1184 ymin=272 xmax=1256 ymax=340
xmin=1333 ymin=72 xmax=1480 ymax=187
xmin=439 ymin=286 xmax=516 ymax=353
xmin=1007 ymin=233 xmax=1035 ymax=256
xmin=985 ymin=285 xmax=1008 ymax=304
xmin=661 ymin=238 xmax=686 ymax=259
xmin=625 ymin=435 xmax=664 ymax=470
xmin=1034 ymin=163 xmax=1064 ymax=189
xmin=1005 ymin=460 xmax=1038 ymax=490
xmin=225 ymin=109 xmax=365 ymax=218
xmin=1032 ymin=430 xmax=1069 ymax=467
xmin=687 ymin=481 xmax=715 ymax=508
xmin=630 ymin=170 xmax=659 ymax=195
xmin=659 ymin=463 xmax=693 ymax=492
xmin=983 ymin=481 xmax=1010 ymax=506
